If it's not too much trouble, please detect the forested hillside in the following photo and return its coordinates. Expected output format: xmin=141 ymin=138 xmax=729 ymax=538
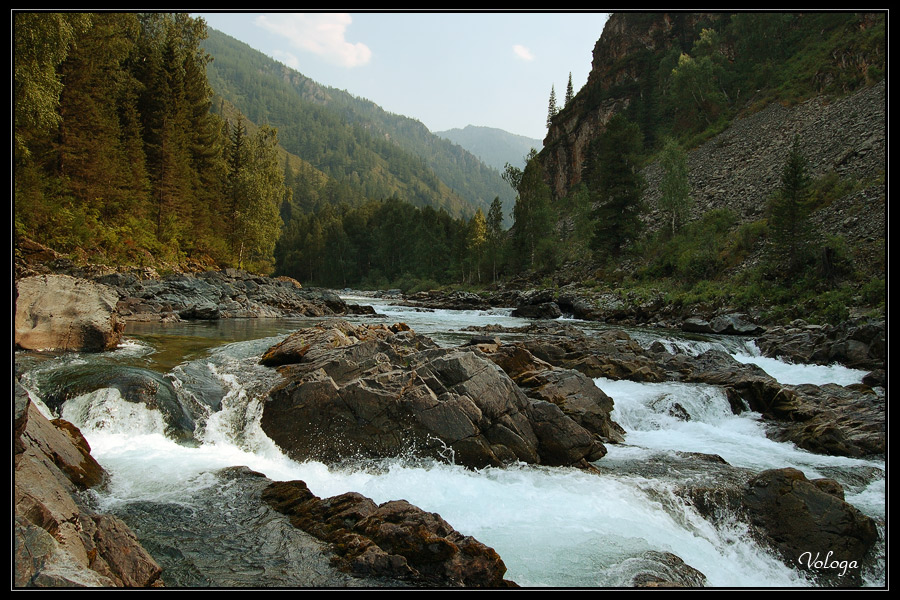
xmin=201 ymin=28 xmax=515 ymax=221
xmin=525 ymin=11 xmax=886 ymax=324
xmin=13 ymin=13 xmax=511 ymax=279
xmin=14 ymin=13 xmax=288 ymax=272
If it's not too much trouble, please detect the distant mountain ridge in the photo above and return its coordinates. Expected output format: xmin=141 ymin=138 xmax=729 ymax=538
xmin=436 ymin=125 xmax=543 ymax=172
xmin=201 ymin=28 xmax=515 ymax=219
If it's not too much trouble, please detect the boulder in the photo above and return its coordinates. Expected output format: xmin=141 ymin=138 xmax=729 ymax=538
xmin=740 ymin=468 xmax=878 ymax=586
xmin=14 ymin=383 xmax=162 ymax=587
xmin=464 ymin=324 xmax=885 ymax=460
xmin=262 ymin=479 xmax=516 ymax=587
xmin=755 ymin=318 xmax=885 ymax=371
xmin=520 ymin=328 xmax=668 ymax=382
xmin=682 ymin=313 xmax=763 ymax=335
xmin=618 ymin=551 xmax=707 ymax=587
xmin=762 ymin=383 xmax=885 ymax=458
xmin=511 ymin=302 xmax=562 ymax=320
xmin=15 ymin=274 xmax=125 ymax=352
xmin=707 ymin=313 xmax=765 ymax=335
xmin=259 ymin=321 xmax=607 ymax=469
xmin=680 ymin=466 xmax=879 ymax=587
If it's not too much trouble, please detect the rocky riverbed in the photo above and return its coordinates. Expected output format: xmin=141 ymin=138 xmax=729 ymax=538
xmin=14 ymin=270 xmax=885 ymax=587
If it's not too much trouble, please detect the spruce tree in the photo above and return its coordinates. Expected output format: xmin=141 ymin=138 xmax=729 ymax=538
xmin=487 ymin=196 xmax=505 ymax=281
xmin=565 ymin=72 xmax=574 ymax=106
xmin=547 ymin=86 xmax=559 ymax=129
xmin=585 ymin=115 xmax=645 ymax=258
xmin=768 ymin=137 xmax=812 ymax=276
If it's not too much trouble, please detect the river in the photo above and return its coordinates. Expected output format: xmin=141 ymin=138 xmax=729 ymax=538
xmin=15 ymin=296 xmax=885 ymax=588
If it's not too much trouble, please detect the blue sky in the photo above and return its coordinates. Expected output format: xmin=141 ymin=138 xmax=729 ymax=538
xmin=194 ymin=11 xmax=610 ymax=142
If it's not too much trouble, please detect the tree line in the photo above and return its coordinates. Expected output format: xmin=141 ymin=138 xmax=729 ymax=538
xmin=274 ymin=196 xmax=506 ymax=290
xmin=14 ymin=12 xmax=287 ymax=272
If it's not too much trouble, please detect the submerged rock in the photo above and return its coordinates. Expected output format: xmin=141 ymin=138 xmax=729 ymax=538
xmin=113 ymin=467 xmax=392 ymax=588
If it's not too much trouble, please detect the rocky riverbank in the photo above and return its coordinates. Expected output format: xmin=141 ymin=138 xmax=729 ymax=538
xmin=14 ymin=269 xmax=372 ymax=353
xmin=399 ymin=287 xmax=886 ymax=374
xmin=14 ymin=383 xmax=163 ymax=587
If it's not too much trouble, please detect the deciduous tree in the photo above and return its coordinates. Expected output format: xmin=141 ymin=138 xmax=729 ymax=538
xmin=658 ymin=137 xmax=692 ymax=235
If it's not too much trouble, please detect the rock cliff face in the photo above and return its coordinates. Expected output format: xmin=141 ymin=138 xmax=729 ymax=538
xmin=540 ymin=12 xmax=885 ymax=274
xmin=542 ymin=13 xmax=710 ymax=198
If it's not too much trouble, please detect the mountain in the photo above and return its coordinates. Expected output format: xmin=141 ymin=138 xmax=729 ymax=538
xmin=435 ymin=125 xmax=543 ymax=172
xmin=201 ymin=28 xmax=515 ymax=220
xmin=541 ymin=12 xmax=886 ymax=202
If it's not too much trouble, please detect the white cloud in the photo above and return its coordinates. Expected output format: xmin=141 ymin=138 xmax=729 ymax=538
xmin=271 ymin=50 xmax=300 ymax=69
xmin=255 ymin=13 xmax=372 ymax=68
xmin=512 ymin=44 xmax=534 ymax=61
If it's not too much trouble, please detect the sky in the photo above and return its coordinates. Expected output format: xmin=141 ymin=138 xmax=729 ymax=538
xmin=194 ymin=11 xmax=610 ymax=142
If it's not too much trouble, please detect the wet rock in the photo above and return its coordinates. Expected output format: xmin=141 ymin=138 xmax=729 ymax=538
xmin=623 ymin=551 xmax=707 ymax=587
xmin=114 ymin=467 xmax=389 ymax=588
xmin=741 ymin=468 xmax=878 ymax=586
xmin=763 ymin=384 xmax=885 ymax=458
xmin=403 ymin=290 xmax=492 ymax=311
xmin=262 ymin=479 xmax=516 ymax=587
xmin=680 ymin=466 xmax=879 ymax=587
xmin=39 ymin=364 xmax=196 ymax=443
xmin=466 ymin=325 xmax=884 ymax=460
xmin=15 ymin=274 xmax=125 ymax=352
xmin=755 ymin=318 xmax=885 ymax=371
xmin=511 ymin=302 xmax=562 ymax=320
xmin=682 ymin=313 xmax=763 ymax=335
xmin=520 ymin=328 xmax=668 ymax=382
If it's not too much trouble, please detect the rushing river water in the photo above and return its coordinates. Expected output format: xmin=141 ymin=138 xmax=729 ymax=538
xmin=15 ymin=296 xmax=885 ymax=588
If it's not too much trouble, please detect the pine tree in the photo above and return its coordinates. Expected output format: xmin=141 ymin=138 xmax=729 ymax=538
xmin=56 ymin=14 xmax=145 ymax=220
xmin=565 ymin=72 xmax=575 ymax=106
